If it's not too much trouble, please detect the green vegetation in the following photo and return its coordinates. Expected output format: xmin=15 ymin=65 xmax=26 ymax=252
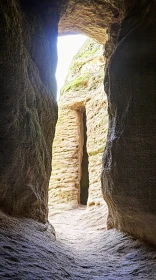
xmin=68 ymin=39 xmax=100 ymax=76
xmin=74 ymin=38 xmax=100 ymax=60
xmin=60 ymin=38 xmax=103 ymax=97
xmin=61 ymin=73 xmax=89 ymax=95
xmin=88 ymin=145 xmax=105 ymax=156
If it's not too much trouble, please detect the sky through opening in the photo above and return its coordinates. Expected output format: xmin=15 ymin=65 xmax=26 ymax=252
xmin=56 ymin=35 xmax=87 ymax=101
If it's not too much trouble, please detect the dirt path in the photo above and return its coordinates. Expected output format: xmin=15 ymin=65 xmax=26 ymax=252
xmin=1 ymin=205 xmax=156 ymax=279
xmin=49 ymin=204 xmax=156 ymax=280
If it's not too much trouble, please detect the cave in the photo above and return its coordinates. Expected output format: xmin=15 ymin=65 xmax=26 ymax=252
xmin=80 ymin=111 xmax=89 ymax=205
xmin=1 ymin=0 xmax=156 ymax=279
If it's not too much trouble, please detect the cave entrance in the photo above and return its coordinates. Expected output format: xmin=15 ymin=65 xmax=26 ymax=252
xmin=80 ymin=110 xmax=89 ymax=205
xmin=49 ymin=34 xmax=108 ymax=212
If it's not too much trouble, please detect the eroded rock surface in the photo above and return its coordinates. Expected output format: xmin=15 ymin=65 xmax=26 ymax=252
xmin=1 ymin=207 xmax=156 ymax=279
xmin=49 ymin=39 xmax=108 ymax=210
xmin=59 ymin=0 xmax=119 ymax=44
xmin=102 ymin=2 xmax=156 ymax=244
xmin=1 ymin=0 xmax=156 ymax=260
xmin=0 ymin=0 xmax=58 ymax=222
xmin=58 ymin=1 xmax=150 ymax=45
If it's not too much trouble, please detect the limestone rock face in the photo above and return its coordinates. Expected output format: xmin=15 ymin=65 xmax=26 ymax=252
xmin=1 ymin=0 xmax=156 ymax=249
xmin=58 ymin=1 xmax=150 ymax=45
xmin=0 ymin=0 xmax=58 ymax=222
xmin=49 ymin=107 xmax=82 ymax=210
xmin=49 ymin=39 xmax=108 ymax=210
xmin=59 ymin=0 xmax=119 ymax=44
xmin=102 ymin=3 xmax=156 ymax=244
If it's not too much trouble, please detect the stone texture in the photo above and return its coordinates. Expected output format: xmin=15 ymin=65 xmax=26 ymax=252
xmin=49 ymin=39 xmax=108 ymax=210
xmin=1 ymin=0 xmax=156 ymax=256
xmin=102 ymin=1 xmax=156 ymax=244
xmin=1 ymin=207 xmax=156 ymax=279
xmin=86 ymin=90 xmax=108 ymax=206
xmin=58 ymin=1 xmax=150 ymax=45
xmin=59 ymin=0 xmax=120 ymax=44
xmin=49 ymin=107 xmax=82 ymax=210
xmin=0 ymin=0 xmax=58 ymax=222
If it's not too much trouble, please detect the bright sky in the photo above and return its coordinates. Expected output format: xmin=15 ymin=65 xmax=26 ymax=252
xmin=56 ymin=34 xmax=87 ymax=101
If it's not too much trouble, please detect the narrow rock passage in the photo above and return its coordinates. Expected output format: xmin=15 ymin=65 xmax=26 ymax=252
xmin=1 ymin=205 xmax=156 ymax=279
xmin=49 ymin=205 xmax=156 ymax=280
xmin=49 ymin=205 xmax=108 ymax=252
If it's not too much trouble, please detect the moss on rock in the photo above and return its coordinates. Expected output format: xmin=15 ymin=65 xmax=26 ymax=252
xmin=49 ymin=38 xmax=108 ymax=209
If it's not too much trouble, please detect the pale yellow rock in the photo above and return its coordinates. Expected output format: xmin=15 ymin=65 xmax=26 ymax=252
xmin=49 ymin=108 xmax=82 ymax=209
xmin=49 ymin=38 xmax=108 ymax=210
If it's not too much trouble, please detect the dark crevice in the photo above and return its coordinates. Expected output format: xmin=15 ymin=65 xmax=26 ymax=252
xmin=80 ymin=111 xmax=89 ymax=205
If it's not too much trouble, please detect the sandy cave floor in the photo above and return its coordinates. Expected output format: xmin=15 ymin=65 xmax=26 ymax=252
xmin=0 ymin=204 xmax=156 ymax=279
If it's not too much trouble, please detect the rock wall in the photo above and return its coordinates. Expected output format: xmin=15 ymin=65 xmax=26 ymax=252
xmin=59 ymin=0 xmax=120 ymax=44
xmin=49 ymin=39 xmax=108 ymax=210
xmin=102 ymin=1 xmax=156 ymax=244
xmin=0 ymin=0 xmax=58 ymax=222
xmin=49 ymin=108 xmax=83 ymax=210
xmin=1 ymin=0 xmax=156 ymax=246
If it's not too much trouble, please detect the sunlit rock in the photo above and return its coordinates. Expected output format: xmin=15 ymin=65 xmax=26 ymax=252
xmin=49 ymin=39 xmax=108 ymax=211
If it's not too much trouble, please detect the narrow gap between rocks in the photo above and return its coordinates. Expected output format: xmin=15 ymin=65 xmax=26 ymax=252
xmin=49 ymin=34 xmax=108 ymax=226
xmin=80 ymin=110 xmax=89 ymax=205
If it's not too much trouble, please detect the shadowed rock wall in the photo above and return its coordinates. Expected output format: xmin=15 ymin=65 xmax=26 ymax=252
xmin=102 ymin=1 xmax=156 ymax=244
xmin=80 ymin=111 xmax=89 ymax=205
xmin=59 ymin=0 xmax=119 ymax=44
xmin=59 ymin=0 xmax=156 ymax=245
xmin=1 ymin=0 xmax=156 ymax=246
xmin=0 ymin=0 xmax=58 ymax=222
